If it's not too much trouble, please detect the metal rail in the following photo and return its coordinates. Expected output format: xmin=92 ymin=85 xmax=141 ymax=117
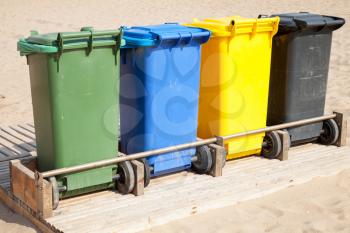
xmin=41 ymin=114 xmax=335 ymax=178
xmin=222 ymin=114 xmax=335 ymax=140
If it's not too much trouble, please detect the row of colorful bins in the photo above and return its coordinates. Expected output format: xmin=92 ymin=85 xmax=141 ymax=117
xmin=17 ymin=13 xmax=345 ymax=199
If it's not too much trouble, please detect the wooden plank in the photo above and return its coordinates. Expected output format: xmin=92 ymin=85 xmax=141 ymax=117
xmin=58 ymin=152 xmax=345 ymax=222
xmin=48 ymin=146 xmax=338 ymax=218
xmin=45 ymin=145 xmax=350 ymax=233
xmin=0 ymin=128 xmax=35 ymax=152
xmin=0 ymin=152 xmax=9 ymax=161
xmin=53 ymin=148 xmax=340 ymax=221
xmin=9 ymin=157 xmax=50 ymax=219
xmin=10 ymin=160 xmax=37 ymax=211
xmin=34 ymin=171 xmax=53 ymax=219
xmin=18 ymin=124 xmax=35 ymax=134
xmin=0 ymin=132 xmax=28 ymax=155
xmin=0 ymin=142 xmax=18 ymax=157
xmin=0 ymin=153 xmax=32 ymax=163
xmin=1 ymin=126 xmax=36 ymax=147
xmin=0 ymin=125 xmax=347 ymax=233
xmin=51 ymin=149 xmax=350 ymax=232
xmin=9 ymin=125 xmax=36 ymax=141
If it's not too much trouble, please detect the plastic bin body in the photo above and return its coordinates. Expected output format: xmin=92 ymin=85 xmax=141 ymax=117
xmin=18 ymin=29 xmax=122 ymax=198
xmin=187 ymin=16 xmax=279 ymax=160
xmin=120 ymin=24 xmax=210 ymax=176
xmin=267 ymin=13 xmax=345 ymax=145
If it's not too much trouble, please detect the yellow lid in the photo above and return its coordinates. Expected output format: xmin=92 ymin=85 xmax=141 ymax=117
xmin=185 ymin=16 xmax=279 ymax=37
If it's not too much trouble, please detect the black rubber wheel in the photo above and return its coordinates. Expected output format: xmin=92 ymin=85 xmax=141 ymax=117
xmin=116 ymin=161 xmax=135 ymax=194
xmin=192 ymin=145 xmax=213 ymax=174
xmin=261 ymin=131 xmax=282 ymax=159
xmin=49 ymin=177 xmax=59 ymax=210
xmin=318 ymin=119 xmax=339 ymax=145
xmin=138 ymin=158 xmax=151 ymax=187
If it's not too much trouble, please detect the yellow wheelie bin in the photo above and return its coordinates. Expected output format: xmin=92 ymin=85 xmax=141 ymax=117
xmin=186 ymin=16 xmax=279 ymax=160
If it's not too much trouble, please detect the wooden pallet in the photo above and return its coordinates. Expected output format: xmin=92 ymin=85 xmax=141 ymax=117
xmin=0 ymin=124 xmax=36 ymax=191
xmin=1 ymin=124 xmax=350 ymax=233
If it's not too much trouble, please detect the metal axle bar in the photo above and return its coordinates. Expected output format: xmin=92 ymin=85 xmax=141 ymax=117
xmin=222 ymin=114 xmax=335 ymax=141
xmin=41 ymin=114 xmax=335 ymax=178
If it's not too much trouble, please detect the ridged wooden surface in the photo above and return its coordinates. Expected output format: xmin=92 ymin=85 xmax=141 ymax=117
xmin=0 ymin=125 xmax=349 ymax=233
xmin=0 ymin=124 xmax=36 ymax=192
xmin=48 ymin=144 xmax=350 ymax=233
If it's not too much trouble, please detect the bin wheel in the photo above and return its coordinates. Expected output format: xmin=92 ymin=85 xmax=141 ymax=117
xmin=192 ymin=145 xmax=213 ymax=174
xmin=318 ymin=119 xmax=339 ymax=145
xmin=49 ymin=177 xmax=59 ymax=210
xmin=261 ymin=131 xmax=282 ymax=159
xmin=116 ymin=161 xmax=135 ymax=194
xmin=138 ymin=158 xmax=151 ymax=187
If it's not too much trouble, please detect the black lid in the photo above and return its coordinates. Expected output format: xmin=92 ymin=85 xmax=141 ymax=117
xmin=271 ymin=12 xmax=345 ymax=34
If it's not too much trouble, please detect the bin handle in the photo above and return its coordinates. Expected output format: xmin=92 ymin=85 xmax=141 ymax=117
xmin=56 ymin=28 xmax=122 ymax=71
xmin=294 ymin=15 xmax=345 ymax=32
xmin=57 ymin=28 xmax=122 ymax=52
xmin=322 ymin=16 xmax=346 ymax=31
xmin=155 ymin=32 xmax=196 ymax=46
xmin=294 ymin=18 xmax=327 ymax=31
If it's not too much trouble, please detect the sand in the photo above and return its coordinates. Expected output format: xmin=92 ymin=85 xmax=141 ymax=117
xmin=0 ymin=203 xmax=39 ymax=233
xmin=144 ymin=169 xmax=350 ymax=233
xmin=0 ymin=0 xmax=349 ymax=232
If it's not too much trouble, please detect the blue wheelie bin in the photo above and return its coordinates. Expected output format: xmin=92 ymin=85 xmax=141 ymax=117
xmin=120 ymin=24 xmax=210 ymax=182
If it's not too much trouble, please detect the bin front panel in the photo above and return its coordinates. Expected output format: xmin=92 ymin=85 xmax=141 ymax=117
xmin=190 ymin=16 xmax=279 ymax=159
xmin=120 ymin=43 xmax=201 ymax=176
xmin=28 ymin=47 xmax=119 ymax=197
xmin=268 ymin=31 xmax=332 ymax=143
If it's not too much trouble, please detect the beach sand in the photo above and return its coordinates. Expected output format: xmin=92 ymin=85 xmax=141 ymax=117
xmin=0 ymin=0 xmax=349 ymax=232
xmin=143 ymin=169 xmax=350 ymax=233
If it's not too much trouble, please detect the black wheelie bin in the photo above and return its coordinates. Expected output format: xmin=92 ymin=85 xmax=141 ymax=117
xmin=267 ymin=13 xmax=345 ymax=146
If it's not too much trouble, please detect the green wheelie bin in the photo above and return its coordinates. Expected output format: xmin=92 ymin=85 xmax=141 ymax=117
xmin=18 ymin=27 xmax=130 ymax=207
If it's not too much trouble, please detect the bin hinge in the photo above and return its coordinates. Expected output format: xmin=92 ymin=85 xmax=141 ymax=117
xmin=56 ymin=33 xmax=64 ymax=72
xmin=87 ymin=30 xmax=93 ymax=55
xmin=114 ymin=30 xmax=122 ymax=65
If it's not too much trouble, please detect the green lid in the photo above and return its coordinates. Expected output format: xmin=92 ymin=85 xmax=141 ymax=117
xmin=26 ymin=32 xmax=61 ymax=46
xmin=18 ymin=27 xmax=124 ymax=56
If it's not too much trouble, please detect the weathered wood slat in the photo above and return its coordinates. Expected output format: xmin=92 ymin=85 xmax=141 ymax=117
xmin=0 ymin=142 xmax=18 ymax=156
xmin=0 ymin=128 xmax=35 ymax=152
xmin=0 ymin=122 xmax=348 ymax=233
xmin=18 ymin=124 xmax=35 ymax=134
xmin=0 ymin=154 xmax=32 ymax=163
xmin=9 ymin=125 xmax=36 ymax=141
xmin=1 ymin=126 xmax=36 ymax=147
xmin=53 ymin=145 xmax=345 ymax=219
xmin=0 ymin=131 xmax=30 ymax=153
xmin=46 ymin=145 xmax=350 ymax=233
xmin=0 ymin=153 xmax=10 ymax=161
xmin=51 ymin=155 xmax=347 ymax=229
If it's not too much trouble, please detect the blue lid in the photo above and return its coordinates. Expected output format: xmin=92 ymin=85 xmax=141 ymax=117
xmin=122 ymin=23 xmax=211 ymax=47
